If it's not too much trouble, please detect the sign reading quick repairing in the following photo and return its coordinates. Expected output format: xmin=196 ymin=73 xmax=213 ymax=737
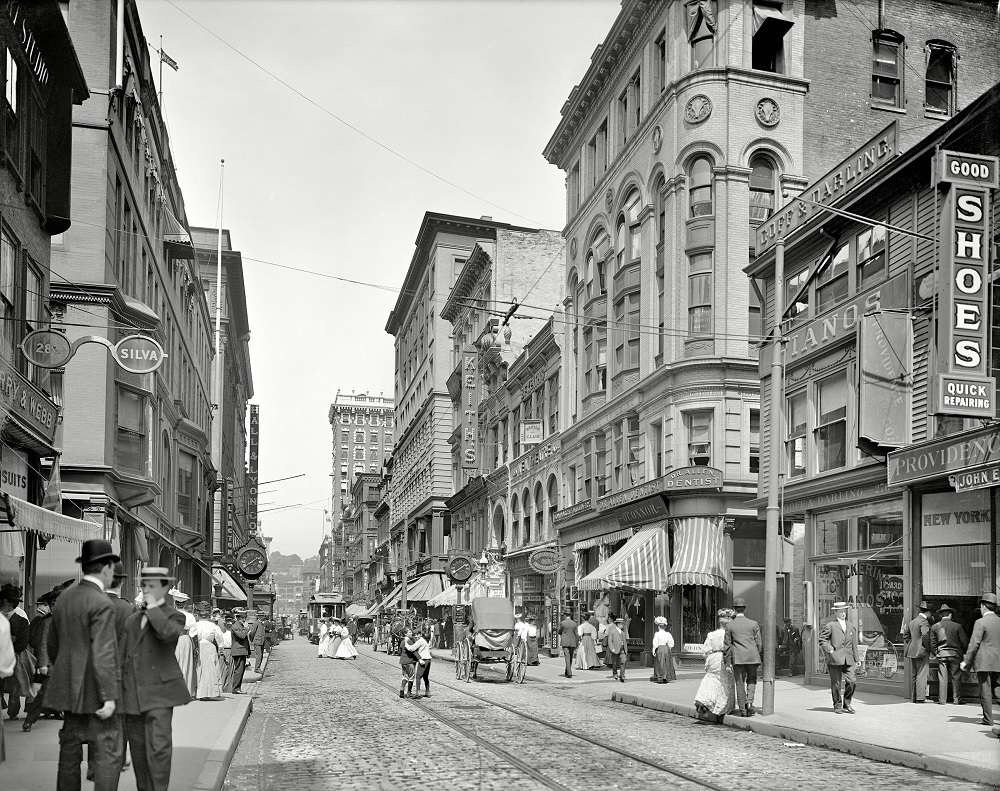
xmin=933 ymin=150 xmax=999 ymax=418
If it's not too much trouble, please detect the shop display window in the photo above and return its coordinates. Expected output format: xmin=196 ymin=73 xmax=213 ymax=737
xmin=920 ymin=490 xmax=990 ymax=597
xmin=811 ymin=502 xmax=903 ymax=683
xmin=681 ymin=585 xmax=723 ymax=646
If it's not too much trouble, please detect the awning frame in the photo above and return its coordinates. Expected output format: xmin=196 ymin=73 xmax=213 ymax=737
xmin=578 ymin=522 xmax=670 ymax=592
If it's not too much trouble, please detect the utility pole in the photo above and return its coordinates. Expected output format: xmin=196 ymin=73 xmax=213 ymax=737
xmin=762 ymin=236 xmax=785 ymax=716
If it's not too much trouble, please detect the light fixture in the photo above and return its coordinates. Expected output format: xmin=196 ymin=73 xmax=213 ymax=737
xmin=478 ymin=550 xmax=488 ymax=570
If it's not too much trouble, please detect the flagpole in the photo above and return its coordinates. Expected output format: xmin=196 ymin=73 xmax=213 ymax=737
xmin=158 ymin=36 xmax=163 ymax=107
xmin=213 ymin=160 xmax=225 ymax=567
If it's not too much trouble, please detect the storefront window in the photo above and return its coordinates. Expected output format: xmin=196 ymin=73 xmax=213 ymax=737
xmin=811 ymin=501 xmax=903 ymax=684
xmin=920 ymin=490 xmax=991 ymax=597
xmin=681 ymin=585 xmax=722 ymax=646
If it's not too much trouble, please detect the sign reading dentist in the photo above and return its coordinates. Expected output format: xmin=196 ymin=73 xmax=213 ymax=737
xmin=932 ymin=151 xmax=999 ymax=417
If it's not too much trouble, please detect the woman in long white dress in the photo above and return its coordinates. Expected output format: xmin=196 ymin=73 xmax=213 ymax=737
xmin=575 ymin=619 xmax=600 ymax=670
xmin=193 ymin=610 xmax=224 ymax=700
xmin=317 ymin=619 xmax=330 ymax=658
xmin=334 ymin=620 xmax=359 ymax=660
xmin=694 ymin=608 xmax=737 ymax=722
xmin=325 ymin=619 xmax=343 ymax=658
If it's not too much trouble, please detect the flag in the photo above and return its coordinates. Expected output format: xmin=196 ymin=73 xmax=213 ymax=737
xmin=160 ymin=49 xmax=179 ymax=72
xmin=42 ymin=455 xmax=62 ymax=512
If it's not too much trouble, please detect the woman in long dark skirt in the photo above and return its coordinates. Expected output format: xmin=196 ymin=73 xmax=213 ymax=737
xmin=650 ymin=616 xmax=677 ymax=683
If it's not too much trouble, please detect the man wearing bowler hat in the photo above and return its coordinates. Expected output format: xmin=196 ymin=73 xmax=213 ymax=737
xmin=930 ymin=603 xmax=968 ymax=705
xmin=901 ymin=600 xmax=932 ymax=702
xmin=229 ymin=607 xmax=251 ymax=693
xmin=818 ymin=601 xmax=859 ymax=714
xmin=961 ymin=592 xmax=1000 ymax=727
xmin=724 ymin=597 xmax=762 ymax=716
xmin=45 ymin=539 xmax=123 ymax=791
xmin=120 ymin=566 xmax=191 ymax=790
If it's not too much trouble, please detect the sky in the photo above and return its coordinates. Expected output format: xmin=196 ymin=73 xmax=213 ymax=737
xmin=134 ymin=0 xmax=621 ymax=559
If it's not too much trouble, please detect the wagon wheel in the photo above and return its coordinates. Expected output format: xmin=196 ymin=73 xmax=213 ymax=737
xmin=514 ymin=639 xmax=528 ymax=684
xmin=506 ymin=652 xmax=515 ymax=681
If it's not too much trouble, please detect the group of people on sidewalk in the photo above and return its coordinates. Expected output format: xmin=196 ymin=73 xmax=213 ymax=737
xmin=555 ymin=609 xmax=677 ymax=684
xmin=316 ymin=616 xmax=359 ymax=660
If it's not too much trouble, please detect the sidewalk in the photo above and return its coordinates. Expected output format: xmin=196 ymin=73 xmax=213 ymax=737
xmin=0 ymin=670 xmax=259 ymax=791
xmin=431 ymin=647 xmax=1000 ymax=784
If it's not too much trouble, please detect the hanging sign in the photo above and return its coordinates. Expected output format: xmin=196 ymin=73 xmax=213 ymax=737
xmin=114 ymin=335 xmax=166 ymax=374
xmin=21 ymin=330 xmax=72 ymax=368
xmin=21 ymin=331 xmax=167 ymax=374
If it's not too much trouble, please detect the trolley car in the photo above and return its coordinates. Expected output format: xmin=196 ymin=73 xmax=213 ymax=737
xmin=455 ymin=597 xmax=527 ymax=684
xmin=306 ymin=593 xmax=346 ymax=643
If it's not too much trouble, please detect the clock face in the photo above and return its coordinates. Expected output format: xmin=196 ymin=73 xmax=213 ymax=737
xmin=448 ymin=556 xmax=473 ymax=582
xmin=238 ymin=548 xmax=266 ymax=576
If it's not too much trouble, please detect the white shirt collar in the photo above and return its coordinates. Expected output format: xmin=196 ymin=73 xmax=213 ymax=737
xmin=83 ymin=574 xmax=106 ymax=592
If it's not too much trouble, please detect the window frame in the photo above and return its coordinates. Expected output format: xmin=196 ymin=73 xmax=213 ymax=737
xmin=688 ymin=156 xmax=714 ymax=218
xmin=115 ymin=386 xmax=149 ymax=476
xmin=687 ymin=252 xmax=713 ymax=337
xmin=872 ymin=30 xmax=905 ymax=109
xmin=685 ymin=409 xmax=713 ymax=467
xmin=924 ymin=40 xmax=957 ymax=116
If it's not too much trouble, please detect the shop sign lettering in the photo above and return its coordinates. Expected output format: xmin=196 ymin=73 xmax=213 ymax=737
xmin=888 ymin=425 xmax=1000 ymax=486
xmin=949 ymin=465 xmax=1000 ymax=492
xmin=461 ymin=350 xmax=479 ymax=468
xmin=756 ymin=124 xmax=897 ymax=255
xmin=6 ymin=3 xmax=49 ymax=85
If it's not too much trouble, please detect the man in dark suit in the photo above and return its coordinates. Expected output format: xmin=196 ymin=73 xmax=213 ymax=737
xmin=558 ymin=611 xmax=578 ymax=678
xmin=961 ymin=592 xmax=1000 ymax=726
xmin=0 ymin=583 xmax=29 ymax=720
xmin=724 ymin=597 xmax=762 ymax=716
xmin=930 ymin=603 xmax=968 ymax=705
xmin=250 ymin=612 xmax=268 ymax=673
xmin=45 ymin=539 xmax=123 ymax=791
xmin=22 ymin=587 xmax=60 ymax=731
xmin=818 ymin=601 xmax=859 ymax=714
xmin=900 ymin=600 xmax=932 ymax=702
xmin=229 ymin=608 xmax=250 ymax=693
xmin=120 ymin=567 xmax=191 ymax=791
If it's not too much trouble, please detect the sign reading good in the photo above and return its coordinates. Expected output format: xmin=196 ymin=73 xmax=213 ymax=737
xmin=932 ymin=150 xmax=999 ymax=417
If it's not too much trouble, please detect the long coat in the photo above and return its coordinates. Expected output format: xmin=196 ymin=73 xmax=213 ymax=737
xmin=559 ymin=618 xmax=579 ymax=648
xmin=724 ymin=614 xmax=762 ymax=665
xmin=27 ymin=611 xmax=52 ymax=669
xmin=901 ymin=614 xmax=930 ymax=659
xmin=818 ymin=617 xmax=859 ymax=667
xmin=44 ymin=579 xmax=120 ymax=713
xmin=605 ymin=622 xmax=626 ymax=655
xmin=963 ymin=611 xmax=1000 ymax=673
xmin=229 ymin=619 xmax=250 ymax=658
xmin=107 ymin=592 xmax=135 ymax=638
xmin=119 ymin=604 xmax=192 ymax=715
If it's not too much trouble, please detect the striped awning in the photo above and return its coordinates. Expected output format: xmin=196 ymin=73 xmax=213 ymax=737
xmin=578 ymin=522 xmax=669 ymax=591
xmin=8 ymin=495 xmax=102 ymax=543
xmin=666 ymin=516 xmax=729 ymax=590
xmin=573 ymin=528 xmax=633 ymax=552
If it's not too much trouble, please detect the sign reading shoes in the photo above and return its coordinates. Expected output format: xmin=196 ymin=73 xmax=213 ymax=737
xmin=932 ymin=151 xmax=999 ymax=418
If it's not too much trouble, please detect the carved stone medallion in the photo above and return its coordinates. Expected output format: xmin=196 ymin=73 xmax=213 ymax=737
xmin=651 ymin=125 xmax=663 ymax=153
xmin=570 ymin=237 xmax=578 ymax=260
xmin=756 ymin=97 xmax=781 ymax=128
xmin=684 ymin=94 xmax=712 ymax=124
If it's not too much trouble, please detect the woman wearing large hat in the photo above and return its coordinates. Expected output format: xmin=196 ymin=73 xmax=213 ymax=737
xmin=168 ymin=586 xmax=198 ymax=698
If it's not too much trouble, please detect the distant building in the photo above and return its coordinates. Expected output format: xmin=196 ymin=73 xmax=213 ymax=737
xmin=328 ymin=390 xmax=394 ymax=593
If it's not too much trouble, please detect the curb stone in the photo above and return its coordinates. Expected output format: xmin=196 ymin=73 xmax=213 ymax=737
xmin=190 ymin=696 xmax=254 ymax=791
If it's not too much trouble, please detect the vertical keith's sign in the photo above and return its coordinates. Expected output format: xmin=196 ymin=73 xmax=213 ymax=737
xmin=933 ymin=151 xmax=999 ymax=417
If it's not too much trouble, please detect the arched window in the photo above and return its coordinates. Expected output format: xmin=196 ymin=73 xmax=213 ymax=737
xmin=533 ymin=482 xmax=544 ymax=541
xmin=510 ymin=494 xmax=520 ymax=546
xmin=522 ymin=488 xmax=532 ymax=545
xmin=586 ymin=251 xmax=596 ymax=300
xmin=749 ymin=155 xmax=776 ymax=224
xmin=689 ymin=156 xmax=713 ymax=217
xmin=547 ymin=475 xmax=559 ymax=536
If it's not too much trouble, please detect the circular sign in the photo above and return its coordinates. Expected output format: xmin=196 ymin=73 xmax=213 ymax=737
xmin=114 ymin=335 xmax=166 ymax=374
xmin=528 ymin=548 xmax=563 ymax=574
xmin=21 ymin=330 xmax=73 ymax=368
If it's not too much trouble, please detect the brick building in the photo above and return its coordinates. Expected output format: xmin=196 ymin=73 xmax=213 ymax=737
xmin=542 ymin=0 xmax=1000 ymax=660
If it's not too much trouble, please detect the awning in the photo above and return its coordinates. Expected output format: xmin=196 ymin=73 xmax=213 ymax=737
xmin=377 ymin=572 xmax=447 ymax=610
xmin=427 ymin=574 xmax=491 ymax=607
xmin=573 ymin=528 xmax=633 ymax=552
xmin=346 ymin=603 xmax=369 ymax=618
xmin=578 ymin=522 xmax=670 ymax=591
xmin=212 ymin=566 xmax=247 ymax=602
xmin=753 ymin=5 xmax=793 ymax=39
xmin=666 ymin=516 xmax=729 ymax=590
xmin=7 ymin=495 xmax=102 ymax=543
xmin=131 ymin=524 xmax=149 ymax=563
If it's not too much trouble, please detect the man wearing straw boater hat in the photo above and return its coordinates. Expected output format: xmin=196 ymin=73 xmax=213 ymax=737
xmin=818 ymin=601 xmax=859 ymax=714
xmin=961 ymin=592 xmax=1000 ymax=727
xmin=119 ymin=566 xmax=191 ymax=791
xmin=45 ymin=538 xmax=124 ymax=790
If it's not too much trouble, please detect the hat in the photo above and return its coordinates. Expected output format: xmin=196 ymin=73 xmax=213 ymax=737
xmin=112 ymin=561 xmax=127 ymax=580
xmin=937 ymin=603 xmax=954 ymax=614
xmin=234 ymin=607 xmax=247 ymax=615
xmin=732 ymin=597 xmax=747 ymax=608
xmin=139 ymin=566 xmax=176 ymax=583
xmin=831 ymin=601 xmax=849 ymax=610
xmin=0 ymin=584 xmax=22 ymax=604
xmin=168 ymin=588 xmax=189 ymax=602
xmin=75 ymin=539 xmax=119 ymax=565
xmin=980 ymin=593 xmax=999 ymax=607
xmin=654 ymin=616 xmax=668 ymax=626
xmin=614 ymin=617 xmax=625 ymax=623
xmin=783 ymin=617 xmax=792 ymax=624
xmin=917 ymin=600 xmax=931 ymax=611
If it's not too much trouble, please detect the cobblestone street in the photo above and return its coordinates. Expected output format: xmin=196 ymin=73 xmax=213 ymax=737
xmin=223 ymin=639 xmax=998 ymax=791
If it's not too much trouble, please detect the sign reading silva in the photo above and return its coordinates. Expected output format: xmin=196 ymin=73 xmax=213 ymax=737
xmin=932 ymin=150 xmax=999 ymax=417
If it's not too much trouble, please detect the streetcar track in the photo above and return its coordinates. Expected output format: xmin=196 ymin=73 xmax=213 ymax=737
xmin=355 ymin=651 xmax=732 ymax=791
